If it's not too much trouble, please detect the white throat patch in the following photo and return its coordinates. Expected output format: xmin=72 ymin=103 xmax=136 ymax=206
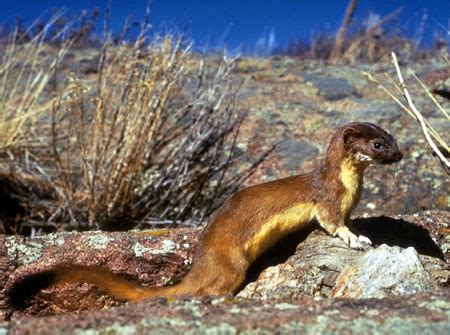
xmin=355 ymin=152 xmax=373 ymax=163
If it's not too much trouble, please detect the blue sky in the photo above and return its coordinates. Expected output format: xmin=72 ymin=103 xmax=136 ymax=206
xmin=0 ymin=1 xmax=448 ymax=52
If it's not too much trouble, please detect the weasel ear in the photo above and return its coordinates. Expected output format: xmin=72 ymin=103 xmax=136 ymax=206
xmin=342 ymin=126 xmax=361 ymax=148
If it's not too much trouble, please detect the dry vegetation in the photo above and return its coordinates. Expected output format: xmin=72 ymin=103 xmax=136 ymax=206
xmin=0 ymin=20 xmax=272 ymax=234
xmin=364 ymin=52 xmax=449 ymax=173
xmin=279 ymin=4 xmax=447 ymax=64
xmin=0 ymin=24 xmax=70 ymax=152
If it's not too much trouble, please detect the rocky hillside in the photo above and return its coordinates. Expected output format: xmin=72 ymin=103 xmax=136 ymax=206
xmin=231 ymin=57 xmax=448 ymax=216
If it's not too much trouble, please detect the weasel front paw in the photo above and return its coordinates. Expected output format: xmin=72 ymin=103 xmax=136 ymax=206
xmin=357 ymin=234 xmax=372 ymax=246
xmin=336 ymin=228 xmax=371 ymax=250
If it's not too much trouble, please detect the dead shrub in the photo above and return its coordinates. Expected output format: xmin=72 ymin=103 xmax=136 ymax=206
xmin=1 ymin=33 xmax=272 ymax=234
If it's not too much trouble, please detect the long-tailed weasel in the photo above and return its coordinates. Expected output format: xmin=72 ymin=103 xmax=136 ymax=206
xmin=10 ymin=122 xmax=402 ymax=305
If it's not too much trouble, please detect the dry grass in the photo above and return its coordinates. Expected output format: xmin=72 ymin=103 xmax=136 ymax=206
xmin=0 ymin=20 xmax=70 ymax=152
xmin=0 ymin=31 xmax=272 ymax=234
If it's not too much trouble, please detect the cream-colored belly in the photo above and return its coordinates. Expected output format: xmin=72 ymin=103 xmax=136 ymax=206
xmin=244 ymin=203 xmax=315 ymax=262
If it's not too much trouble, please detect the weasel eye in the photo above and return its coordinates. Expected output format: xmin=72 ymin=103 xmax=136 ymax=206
xmin=373 ymin=142 xmax=384 ymax=150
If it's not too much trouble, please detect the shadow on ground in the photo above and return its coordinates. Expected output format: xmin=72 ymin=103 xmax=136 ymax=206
xmin=352 ymin=216 xmax=444 ymax=259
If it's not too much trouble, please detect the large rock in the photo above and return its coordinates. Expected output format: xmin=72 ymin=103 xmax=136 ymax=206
xmin=333 ymin=245 xmax=434 ymax=298
xmin=4 ymin=293 xmax=450 ymax=335
xmin=237 ymin=225 xmax=448 ymax=300
xmin=1 ymin=211 xmax=449 ymax=328
xmin=1 ymin=229 xmax=200 ymax=318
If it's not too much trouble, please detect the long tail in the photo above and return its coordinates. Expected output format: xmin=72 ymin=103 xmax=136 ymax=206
xmin=9 ymin=265 xmax=179 ymax=308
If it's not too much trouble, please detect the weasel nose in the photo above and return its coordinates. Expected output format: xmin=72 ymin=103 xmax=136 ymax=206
xmin=394 ymin=151 xmax=403 ymax=162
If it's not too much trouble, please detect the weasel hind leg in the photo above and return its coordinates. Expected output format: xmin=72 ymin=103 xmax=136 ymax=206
xmin=179 ymin=248 xmax=248 ymax=296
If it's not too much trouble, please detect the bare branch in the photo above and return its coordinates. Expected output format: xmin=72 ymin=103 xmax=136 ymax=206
xmin=391 ymin=51 xmax=449 ymax=172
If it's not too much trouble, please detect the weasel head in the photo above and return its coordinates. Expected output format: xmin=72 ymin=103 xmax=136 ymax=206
xmin=341 ymin=122 xmax=402 ymax=166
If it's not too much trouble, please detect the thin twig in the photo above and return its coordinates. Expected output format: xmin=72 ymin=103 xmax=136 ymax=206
xmin=363 ymin=71 xmax=448 ymax=151
xmin=391 ymin=51 xmax=449 ymax=172
xmin=409 ymin=69 xmax=449 ymax=119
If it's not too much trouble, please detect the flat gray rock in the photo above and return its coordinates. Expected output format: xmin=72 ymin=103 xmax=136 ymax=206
xmin=301 ymin=74 xmax=357 ymax=100
xmin=275 ymin=139 xmax=319 ymax=171
xmin=333 ymin=245 xmax=434 ymax=298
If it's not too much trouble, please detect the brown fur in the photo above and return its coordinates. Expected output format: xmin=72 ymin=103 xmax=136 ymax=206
xmin=10 ymin=122 xmax=402 ymax=304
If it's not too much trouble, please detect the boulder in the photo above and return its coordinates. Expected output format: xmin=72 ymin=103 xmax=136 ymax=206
xmin=1 ymin=229 xmax=199 ymax=318
xmin=0 ymin=211 xmax=449 ymax=333
xmin=4 ymin=293 xmax=450 ymax=335
xmin=333 ymin=245 xmax=434 ymax=298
